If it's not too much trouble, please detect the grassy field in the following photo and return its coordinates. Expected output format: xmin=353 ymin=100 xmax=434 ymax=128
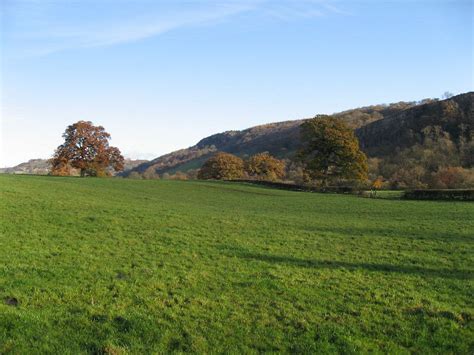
xmin=0 ymin=175 xmax=473 ymax=354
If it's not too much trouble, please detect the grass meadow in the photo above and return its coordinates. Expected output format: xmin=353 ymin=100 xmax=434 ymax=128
xmin=0 ymin=175 xmax=473 ymax=353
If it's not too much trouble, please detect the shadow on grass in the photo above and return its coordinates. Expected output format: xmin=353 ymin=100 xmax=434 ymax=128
xmin=225 ymin=249 xmax=473 ymax=280
xmin=298 ymin=224 xmax=473 ymax=244
xmin=197 ymin=182 xmax=283 ymax=197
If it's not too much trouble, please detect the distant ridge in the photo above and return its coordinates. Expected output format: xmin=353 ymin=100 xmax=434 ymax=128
xmin=4 ymin=93 xmax=472 ymax=179
xmin=0 ymin=158 xmax=148 ymax=175
xmin=0 ymin=159 xmax=50 ymax=175
xmin=127 ymin=92 xmax=473 ymax=176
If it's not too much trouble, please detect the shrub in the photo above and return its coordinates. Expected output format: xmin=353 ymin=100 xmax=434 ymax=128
xmin=198 ymin=153 xmax=244 ymax=180
xmin=245 ymin=153 xmax=285 ymax=181
xmin=168 ymin=172 xmax=188 ymax=180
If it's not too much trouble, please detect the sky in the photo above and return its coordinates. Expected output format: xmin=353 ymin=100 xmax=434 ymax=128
xmin=0 ymin=0 xmax=472 ymax=167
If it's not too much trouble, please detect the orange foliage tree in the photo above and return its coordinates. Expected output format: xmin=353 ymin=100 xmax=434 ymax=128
xmin=198 ymin=152 xmax=244 ymax=180
xmin=245 ymin=152 xmax=285 ymax=181
xmin=372 ymin=177 xmax=384 ymax=190
xmin=50 ymin=121 xmax=124 ymax=177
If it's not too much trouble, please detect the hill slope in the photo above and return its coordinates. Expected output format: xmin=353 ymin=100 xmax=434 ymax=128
xmin=357 ymin=92 xmax=473 ymax=157
xmin=0 ymin=159 xmax=50 ymax=175
xmin=128 ymin=93 xmax=473 ymax=176
xmin=0 ymin=158 xmax=148 ymax=175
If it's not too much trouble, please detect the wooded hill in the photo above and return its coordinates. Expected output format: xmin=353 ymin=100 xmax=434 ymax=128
xmin=0 ymin=159 xmax=148 ymax=175
xmin=126 ymin=92 xmax=473 ymax=187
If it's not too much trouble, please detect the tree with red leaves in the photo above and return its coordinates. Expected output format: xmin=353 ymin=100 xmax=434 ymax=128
xmin=50 ymin=121 xmax=124 ymax=177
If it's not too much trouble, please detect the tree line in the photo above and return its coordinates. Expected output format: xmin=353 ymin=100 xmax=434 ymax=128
xmin=50 ymin=116 xmax=369 ymax=187
xmin=48 ymin=100 xmax=474 ymax=189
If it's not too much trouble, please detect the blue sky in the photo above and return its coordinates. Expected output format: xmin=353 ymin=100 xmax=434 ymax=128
xmin=1 ymin=0 xmax=472 ymax=167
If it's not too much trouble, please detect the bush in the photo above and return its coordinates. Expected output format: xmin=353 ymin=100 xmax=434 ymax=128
xmin=168 ymin=172 xmax=188 ymax=180
xmin=198 ymin=153 xmax=244 ymax=180
xmin=245 ymin=153 xmax=285 ymax=181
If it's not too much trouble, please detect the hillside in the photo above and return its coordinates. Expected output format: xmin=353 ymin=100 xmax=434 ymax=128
xmin=127 ymin=93 xmax=473 ymax=178
xmin=0 ymin=159 xmax=50 ymax=175
xmin=0 ymin=158 xmax=148 ymax=175
xmin=357 ymin=92 xmax=473 ymax=157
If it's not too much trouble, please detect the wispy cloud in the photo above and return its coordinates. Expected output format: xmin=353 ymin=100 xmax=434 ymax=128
xmin=3 ymin=0 xmax=347 ymax=56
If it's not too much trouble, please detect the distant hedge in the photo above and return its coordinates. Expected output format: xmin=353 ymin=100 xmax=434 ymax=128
xmin=403 ymin=189 xmax=474 ymax=201
xmin=234 ymin=181 xmax=474 ymax=201
xmin=233 ymin=180 xmax=358 ymax=194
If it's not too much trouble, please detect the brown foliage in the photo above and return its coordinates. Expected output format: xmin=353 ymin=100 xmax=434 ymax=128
xmin=369 ymin=132 xmax=474 ymax=189
xmin=185 ymin=169 xmax=199 ymax=180
xmin=286 ymin=162 xmax=309 ymax=185
xmin=197 ymin=152 xmax=244 ymax=180
xmin=245 ymin=153 xmax=286 ymax=181
xmin=167 ymin=172 xmax=188 ymax=180
xmin=49 ymin=157 xmax=79 ymax=176
xmin=142 ymin=166 xmax=160 ymax=179
xmin=372 ymin=177 xmax=384 ymax=190
xmin=299 ymin=116 xmax=368 ymax=185
xmin=50 ymin=121 xmax=124 ymax=177
xmin=430 ymin=167 xmax=474 ymax=189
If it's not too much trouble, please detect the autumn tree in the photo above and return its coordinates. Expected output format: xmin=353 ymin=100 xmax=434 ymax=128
xmin=430 ymin=167 xmax=474 ymax=189
xmin=370 ymin=177 xmax=384 ymax=197
xmin=372 ymin=177 xmax=384 ymax=190
xmin=198 ymin=152 xmax=244 ymax=180
xmin=245 ymin=152 xmax=286 ymax=181
xmin=298 ymin=115 xmax=368 ymax=185
xmin=50 ymin=121 xmax=124 ymax=177
xmin=142 ymin=166 xmax=160 ymax=179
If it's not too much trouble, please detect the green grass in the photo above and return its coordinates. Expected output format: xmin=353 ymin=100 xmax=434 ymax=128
xmin=370 ymin=190 xmax=404 ymax=199
xmin=0 ymin=175 xmax=473 ymax=354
